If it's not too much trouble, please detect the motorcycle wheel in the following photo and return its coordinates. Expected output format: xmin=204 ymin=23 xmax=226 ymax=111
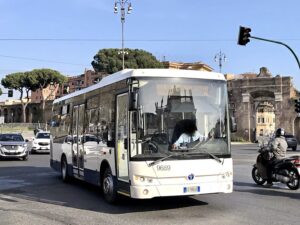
xmin=286 ymin=168 xmax=300 ymax=190
xmin=252 ymin=167 xmax=266 ymax=185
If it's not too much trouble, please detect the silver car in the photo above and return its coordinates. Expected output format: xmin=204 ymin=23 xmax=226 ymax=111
xmin=0 ymin=133 xmax=29 ymax=160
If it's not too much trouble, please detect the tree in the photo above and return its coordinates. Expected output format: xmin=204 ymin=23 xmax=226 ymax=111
xmin=0 ymin=88 xmax=2 ymax=96
xmin=1 ymin=72 xmax=38 ymax=122
xmin=91 ymin=48 xmax=164 ymax=74
xmin=29 ymin=69 xmax=66 ymax=122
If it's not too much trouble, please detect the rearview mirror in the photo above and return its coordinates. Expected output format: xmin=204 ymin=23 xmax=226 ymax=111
xmin=128 ymin=89 xmax=138 ymax=111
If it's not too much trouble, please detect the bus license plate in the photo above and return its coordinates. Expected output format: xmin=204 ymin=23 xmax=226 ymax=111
xmin=183 ymin=186 xmax=200 ymax=193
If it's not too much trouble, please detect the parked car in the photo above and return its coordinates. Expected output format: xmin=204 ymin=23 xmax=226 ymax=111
xmin=31 ymin=131 xmax=50 ymax=153
xmin=284 ymin=134 xmax=298 ymax=151
xmin=0 ymin=133 xmax=29 ymax=160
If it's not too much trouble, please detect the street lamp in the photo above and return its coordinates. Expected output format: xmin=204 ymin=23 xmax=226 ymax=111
xmin=214 ymin=50 xmax=226 ymax=73
xmin=114 ymin=0 xmax=132 ymax=70
xmin=49 ymin=81 xmax=55 ymax=99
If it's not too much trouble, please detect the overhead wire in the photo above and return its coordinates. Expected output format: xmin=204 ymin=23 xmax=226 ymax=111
xmin=0 ymin=54 xmax=90 ymax=67
xmin=0 ymin=38 xmax=299 ymax=42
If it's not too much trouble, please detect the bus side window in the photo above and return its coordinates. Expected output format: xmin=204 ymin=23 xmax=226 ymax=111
xmin=99 ymin=87 xmax=115 ymax=148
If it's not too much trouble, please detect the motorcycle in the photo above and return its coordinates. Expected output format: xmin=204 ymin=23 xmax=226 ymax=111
xmin=252 ymin=138 xmax=300 ymax=190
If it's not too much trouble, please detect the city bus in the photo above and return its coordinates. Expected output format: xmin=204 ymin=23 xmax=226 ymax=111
xmin=50 ymin=69 xmax=235 ymax=203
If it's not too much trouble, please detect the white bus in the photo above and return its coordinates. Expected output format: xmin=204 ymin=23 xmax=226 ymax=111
xmin=50 ymin=69 xmax=235 ymax=203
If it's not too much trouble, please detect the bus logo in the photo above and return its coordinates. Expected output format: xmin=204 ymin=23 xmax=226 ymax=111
xmin=188 ymin=174 xmax=194 ymax=180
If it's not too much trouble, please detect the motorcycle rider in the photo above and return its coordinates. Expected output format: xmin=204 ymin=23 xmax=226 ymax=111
xmin=265 ymin=128 xmax=288 ymax=187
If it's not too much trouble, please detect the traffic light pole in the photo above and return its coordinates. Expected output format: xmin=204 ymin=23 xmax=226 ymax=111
xmin=250 ymin=36 xmax=300 ymax=70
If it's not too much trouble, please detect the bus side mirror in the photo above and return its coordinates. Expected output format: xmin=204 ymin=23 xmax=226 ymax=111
xmin=230 ymin=116 xmax=237 ymax=133
xmin=129 ymin=90 xmax=138 ymax=111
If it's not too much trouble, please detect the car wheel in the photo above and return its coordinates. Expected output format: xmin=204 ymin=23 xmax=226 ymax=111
xmin=292 ymin=146 xmax=297 ymax=151
xmin=22 ymin=155 xmax=28 ymax=161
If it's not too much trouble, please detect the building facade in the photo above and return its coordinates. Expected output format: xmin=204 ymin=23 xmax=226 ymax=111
xmin=227 ymin=67 xmax=300 ymax=142
xmin=1 ymin=69 xmax=107 ymax=123
xmin=163 ymin=61 xmax=213 ymax=72
xmin=31 ymin=69 xmax=107 ymax=103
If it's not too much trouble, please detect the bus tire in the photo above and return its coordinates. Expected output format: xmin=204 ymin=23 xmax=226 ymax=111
xmin=61 ymin=156 xmax=70 ymax=182
xmin=102 ymin=167 xmax=118 ymax=203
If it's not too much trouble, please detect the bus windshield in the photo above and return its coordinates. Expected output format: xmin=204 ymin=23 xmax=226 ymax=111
xmin=130 ymin=77 xmax=229 ymax=160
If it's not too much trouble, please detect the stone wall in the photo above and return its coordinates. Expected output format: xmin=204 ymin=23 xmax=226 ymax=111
xmin=0 ymin=101 xmax=53 ymax=124
xmin=228 ymin=73 xmax=299 ymax=142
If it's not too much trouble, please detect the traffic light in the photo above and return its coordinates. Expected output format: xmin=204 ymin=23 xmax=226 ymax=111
xmin=8 ymin=90 xmax=13 ymax=97
xmin=238 ymin=26 xmax=251 ymax=46
xmin=295 ymin=98 xmax=300 ymax=113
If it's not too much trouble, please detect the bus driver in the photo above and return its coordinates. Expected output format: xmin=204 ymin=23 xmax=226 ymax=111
xmin=171 ymin=119 xmax=205 ymax=149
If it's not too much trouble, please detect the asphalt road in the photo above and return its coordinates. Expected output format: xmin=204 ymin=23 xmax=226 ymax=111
xmin=0 ymin=144 xmax=299 ymax=225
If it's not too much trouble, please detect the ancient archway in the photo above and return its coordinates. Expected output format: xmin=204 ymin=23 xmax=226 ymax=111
xmin=255 ymin=102 xmax=275 ymax=139
xmin=250 ymin=90 xmax=275 ymax=142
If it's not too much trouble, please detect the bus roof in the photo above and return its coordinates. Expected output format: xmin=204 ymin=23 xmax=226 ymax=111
xmin=54 ymin=69 xmax=225 ymax=104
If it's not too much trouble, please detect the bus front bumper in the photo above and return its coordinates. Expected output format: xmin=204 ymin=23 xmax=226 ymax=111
xmin=130 ymin=180 xmax=233 ymax=199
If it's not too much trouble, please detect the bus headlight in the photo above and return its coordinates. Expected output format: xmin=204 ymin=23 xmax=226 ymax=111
xmin=147 ymin=178 xmax=153 ymax=183
xmin=134 ymin=176 xmax=154 ymax=183
xmin=134 ymin=175 xmax=145 ymax=182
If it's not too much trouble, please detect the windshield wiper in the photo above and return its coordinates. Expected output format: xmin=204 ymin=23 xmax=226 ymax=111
xmin=148 ymin=148 xmax=223 ymax=167
xmin=148 ymin=154 xmax=178 ymax=167
xmin=199 ymin=149 xmax=223 ymax=164
xmin=176 ymin=148 xmax=223 ymax=164
xmin=187 ymin=139 xmax=223 ymax=164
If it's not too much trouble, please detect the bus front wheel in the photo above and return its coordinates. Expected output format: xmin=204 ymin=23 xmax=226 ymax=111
xmin=102 ymin=167 xmax=118 ymax=203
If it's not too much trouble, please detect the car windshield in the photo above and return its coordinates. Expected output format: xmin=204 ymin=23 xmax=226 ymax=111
xmin=0 ymin=134 xmax=24 ymax=142
xmin=83 ymin=135 xmax=98 ymax=143
xmin=130 ymin=77 xmax=230 ymax=160
xmin=37 ymin=133 xmax=50 ymax=139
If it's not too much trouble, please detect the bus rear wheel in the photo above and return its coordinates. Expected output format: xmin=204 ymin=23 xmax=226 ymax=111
xmin=102 ymin=167 xmax=118 ymax=203
xmin=61 ymin=157 xmax=70 ymax=182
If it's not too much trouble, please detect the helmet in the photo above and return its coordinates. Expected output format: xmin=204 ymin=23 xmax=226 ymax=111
xmin=275 ymin=128 xmax=285 ymax=137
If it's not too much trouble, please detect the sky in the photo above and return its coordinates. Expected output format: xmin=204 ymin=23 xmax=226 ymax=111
xmin=0 ymin=0 xmax=300 ymax=100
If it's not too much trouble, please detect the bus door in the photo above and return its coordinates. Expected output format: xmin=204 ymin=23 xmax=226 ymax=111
xmin=72 ymin=104 xmax=85 ymax=178
xmin=116 ymin=93 xmax=129 ymax=182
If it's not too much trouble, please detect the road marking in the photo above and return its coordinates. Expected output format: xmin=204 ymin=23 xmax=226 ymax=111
xmin=0 ymin=178 xmax=32 ymax=191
